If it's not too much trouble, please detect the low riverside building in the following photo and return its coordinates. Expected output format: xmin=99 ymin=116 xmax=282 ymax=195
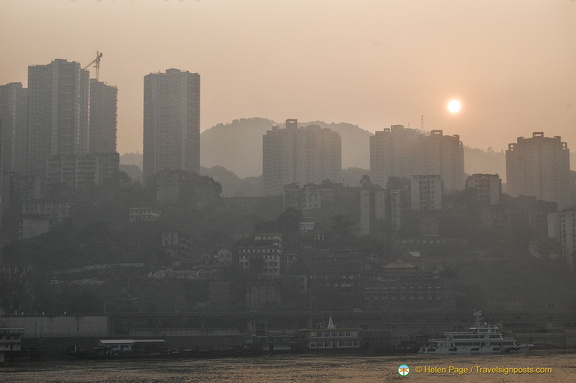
xmin=0 ymin=328 xmax=24 ymax=363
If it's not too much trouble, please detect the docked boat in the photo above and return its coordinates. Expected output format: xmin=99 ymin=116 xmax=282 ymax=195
xmin=0 ymin=328 xmax=45 ymax=363
xmin=419 ymin=311 xmax=533 ymax=354
xmin=296 ymin=314 xmax=363 ymax=352
xmin=0 ymin=328 xmax=24 ymax=363
xmin=63 ymin=339 xmax=263 ymax=360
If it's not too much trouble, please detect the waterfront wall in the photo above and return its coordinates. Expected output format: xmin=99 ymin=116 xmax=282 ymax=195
xmin=129 ymin=329 xmax=240 ymax=337
xmin=3 ymin=312 xmax=576 ymax=355
xmin=0 ymin=316 xmax=108 ymax=337
xmin=22 ymin=334 xmax=245 ymax=355
xmin=3 ymin=311 xmax=576 ymax=345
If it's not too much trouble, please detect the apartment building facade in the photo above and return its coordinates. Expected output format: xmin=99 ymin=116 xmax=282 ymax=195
xmin=506 ymin=132 xmax=573 ymax=209
xmin=263 ymin=119 xmax=341 ymax=195
xmin=370 ymin=125 xmax=464 ymax=191
xmin=143 ymin=68 xmax=200 ymax=181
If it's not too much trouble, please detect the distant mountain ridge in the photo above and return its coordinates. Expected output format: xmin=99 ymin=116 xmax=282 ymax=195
xmin=200 ymin=118 xmax=275 ymax=179
xmin=463 ymin=147 xmax=506 ymax=179
xmin=123 ymin=118 xmax=576 ymax=181
xmin=199 ymin=118 xmax=511 ymax=178
xmin=200 ymin=118 xmax=371 ymax=178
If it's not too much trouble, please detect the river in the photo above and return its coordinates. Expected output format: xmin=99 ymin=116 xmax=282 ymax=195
xmin=2 ymin=351 xmax=575 ymax=382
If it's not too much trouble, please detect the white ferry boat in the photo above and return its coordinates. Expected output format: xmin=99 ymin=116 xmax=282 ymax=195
xmin=419 ymin=311 xmax=532 ymax=354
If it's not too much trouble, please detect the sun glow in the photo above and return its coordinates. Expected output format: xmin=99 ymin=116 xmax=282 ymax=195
xmin=447 ymin=99 xmax=462 ymax=113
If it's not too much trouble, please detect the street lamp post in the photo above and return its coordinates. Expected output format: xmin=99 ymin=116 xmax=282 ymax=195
xmin=49 ymin=277 xmax=61 ymax=314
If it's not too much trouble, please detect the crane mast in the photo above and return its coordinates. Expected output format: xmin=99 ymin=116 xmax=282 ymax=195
xmin=83 ymin=51 xmax=103 ymax=81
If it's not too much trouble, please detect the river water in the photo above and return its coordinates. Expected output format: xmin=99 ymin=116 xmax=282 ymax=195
xmin=2 ymin=351 xmax=575 ymax=382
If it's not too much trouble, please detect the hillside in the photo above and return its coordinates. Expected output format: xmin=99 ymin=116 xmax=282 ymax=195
xmin=463 ymin=147 xmax=506 ymax=179
xmin=200 ymin=118 xmax=275 ymax=178
xmin=122 ymin=120 xmax=555 ymax=183
xmin=200 ymin=118 xmax=371 ymax=178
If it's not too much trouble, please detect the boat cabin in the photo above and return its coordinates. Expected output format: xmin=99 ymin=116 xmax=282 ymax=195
xmin=0 ymin=328 xmax=24 ymax=363
xmin=297 ymin=315 xmax=362 ymax=351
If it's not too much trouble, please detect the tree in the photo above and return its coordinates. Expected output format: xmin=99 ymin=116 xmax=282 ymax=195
xmin=277 ymin=208 xmax=302 ymax=241
xmin=331 ymin=214 xmax=353 ymax=237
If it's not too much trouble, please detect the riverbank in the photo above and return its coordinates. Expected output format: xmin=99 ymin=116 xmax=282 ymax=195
xmin=2 ymin=350 xmax=576 ymax=382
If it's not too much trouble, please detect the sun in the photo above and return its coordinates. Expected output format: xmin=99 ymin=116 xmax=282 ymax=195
xmin=447 ymin=99 xmax=462 ymax=113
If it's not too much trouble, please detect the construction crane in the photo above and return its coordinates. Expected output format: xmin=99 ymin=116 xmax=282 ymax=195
xmin=83 ymin=51 xmax=103 ymax=81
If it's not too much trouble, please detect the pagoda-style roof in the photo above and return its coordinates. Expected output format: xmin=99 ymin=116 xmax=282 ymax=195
xmin=383 ymin=259 xmax=417 ymax=269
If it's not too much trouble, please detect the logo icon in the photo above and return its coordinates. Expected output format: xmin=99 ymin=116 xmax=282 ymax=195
xmin=398 ymin=364 xmax=410 ymax=376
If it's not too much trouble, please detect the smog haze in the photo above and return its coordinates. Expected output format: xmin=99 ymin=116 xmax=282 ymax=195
xmin=1 ymin=0 xmax=575 ymax=154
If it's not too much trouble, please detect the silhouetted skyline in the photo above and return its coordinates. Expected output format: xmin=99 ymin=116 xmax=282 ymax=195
xmin=1 ymin=0 xmax=574 ymax=154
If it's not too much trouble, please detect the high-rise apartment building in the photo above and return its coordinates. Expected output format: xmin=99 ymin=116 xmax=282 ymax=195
xmin=389 ymin=189 xmax=403 ymax=230
xmin=0 ymin=82 xmax=28 ymax=174
xmin=466 ymin=173 xmax=502 ymax=206
xmin=263 ymin=119 xmax=341 ymax=195
xmin=143 ymin=68 xmax=200 ymax=181
xmin=0 ymin=119 xmax=2 ymax=228
xmin=548 ymin=210 xmax=576 ymax=267
xmin=89 ymin=79 xmax=117 ymax=154
xmin=27 ymin=59 xmax=89 ymax=175
xmin=410 ymin=175 xmax=443 ymax=210
xmin=46 ymin=153 xmax=119 ymax=190
xmin=370 ymin=125 xmax=464 ymax=190
xmin=506 ymin=132 xmax=573 ymax=209
xmin=359 ymin=175 xmax=386 ymax=235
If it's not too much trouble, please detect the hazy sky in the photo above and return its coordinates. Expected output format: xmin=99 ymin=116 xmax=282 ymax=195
xmin=1 ymin=0 xmax=575 ymax=155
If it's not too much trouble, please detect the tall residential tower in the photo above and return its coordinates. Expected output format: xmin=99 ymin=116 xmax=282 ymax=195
xmin=370 ymin=125 xmax=464 ymax=190
xmin=89 ymin=79 xmax=118 ymax=154
xmin=263 ymin=119 xmax=341 ymax=195
xmin=27 ymin=59 xmax=89 ymax=175
xmin=506 ymin=132 xmax=573 ymax=209
xmin=0 ymin=82 xmax=28 ymax=174
xmin=143 ymin=68 xmax=200 ymax=181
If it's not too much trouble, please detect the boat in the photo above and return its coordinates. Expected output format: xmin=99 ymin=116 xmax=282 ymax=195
xmin=0 ymin=328 xmax=47 ymax=363
xmin=63 ymin=339 xmax=263 ymax=360
xmin=63 ymin=339 xmax=168 ymax=360
xmin=419 ymin=311 xmax=533 ymax=354
xmin=296 ymin=314 xmax=363 ymax=353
